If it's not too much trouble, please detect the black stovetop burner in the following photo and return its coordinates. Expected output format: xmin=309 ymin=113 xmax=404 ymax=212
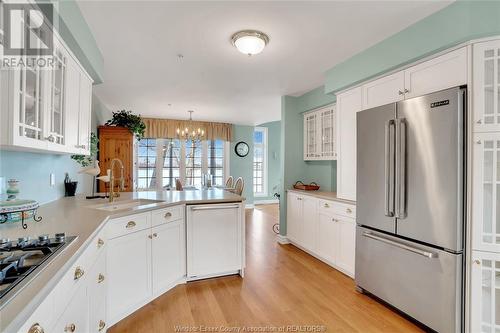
xmin=0 ymin=233 xmax=76 ymax=300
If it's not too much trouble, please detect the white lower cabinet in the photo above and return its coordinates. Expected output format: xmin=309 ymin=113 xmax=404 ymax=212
xmin=52 ymin=284 xmax=89 ymax=333
xmin=335 ymin=216 xmax=356 ymax=275
xmin=471 ymin=250 xmax=500 ymax=333
xmin=286 ymin=192 xmax=302 ymax=243
xmin=317 ymin=213 xmax=337 ymax=263
xmin=107 ymin=228 xmax=152 ymax=324
xmin=152 ymin=220 xmax=185 ymax=294
xmin=286 ymin=191 xmax=356 ymax=277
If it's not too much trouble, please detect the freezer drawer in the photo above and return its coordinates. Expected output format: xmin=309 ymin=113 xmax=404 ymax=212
xmin=355 ymin=227 xmax=462 ymax=333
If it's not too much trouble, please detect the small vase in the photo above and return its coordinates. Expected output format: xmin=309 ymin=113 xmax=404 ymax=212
xmin=6 ymin=179 xmax=20 ymax=201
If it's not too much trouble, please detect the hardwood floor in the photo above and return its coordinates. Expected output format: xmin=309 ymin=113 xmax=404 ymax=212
xmin=109 ymin=204 xmax=422 ymax=333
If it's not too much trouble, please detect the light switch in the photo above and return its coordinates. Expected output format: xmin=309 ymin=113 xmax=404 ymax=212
xmin=50 ymin=173 xmax=55 ymax=186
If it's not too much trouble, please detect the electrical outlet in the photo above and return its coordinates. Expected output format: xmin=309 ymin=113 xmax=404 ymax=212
xmin=50 ymin=173 xmax=55 ymax=186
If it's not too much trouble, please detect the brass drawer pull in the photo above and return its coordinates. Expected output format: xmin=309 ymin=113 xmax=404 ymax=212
xmin=97 ymin=238 xmax=104 ymax=248
xmin=323 ymin=203 xmax=330 ymax=208
xmin=98 ymin=273 xmax=105 ymax=283
xmin=28 ymin=323 xmax=44 ymax=333
xmin=98 ymin=320 xmax=106 ymax=331
xmin=164 ymin=212 xmax=172 ymax=218
xmin=64 ymin=323 xmax=76 ymax=332
xmin=74 ymin=267 xmax=85 ymax=280
xmin=126 ymin=221 xmax=136 ymax=229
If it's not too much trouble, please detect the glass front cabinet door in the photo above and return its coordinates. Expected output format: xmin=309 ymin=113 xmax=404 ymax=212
xmin=320 ymin=106 xmax=336 ymax=159
xmin=473 ymin=132 xmax=500 ymax=253
xmin=471 ymin=251 xmax=500 ymax=333
xmin=473 ymin=40 xmax=500 ymax=132
xmin=304 ymin=112 xmax=319 ymax=160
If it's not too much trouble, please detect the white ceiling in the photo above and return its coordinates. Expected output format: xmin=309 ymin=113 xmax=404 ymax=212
xmin=78 ymin=1 xmax=452 ymax=126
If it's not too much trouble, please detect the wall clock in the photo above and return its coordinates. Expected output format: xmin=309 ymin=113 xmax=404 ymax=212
xmin=235 ymin=141 xmax=249 ymax=157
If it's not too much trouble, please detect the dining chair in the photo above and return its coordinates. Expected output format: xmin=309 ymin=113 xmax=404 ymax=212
xmin=225 ymin=176 xmax=234 ymax=188
xmin=175 ymin=179 xmax=184 ymax=191
xmin=234 ymin=177 xmax=244 ymax=196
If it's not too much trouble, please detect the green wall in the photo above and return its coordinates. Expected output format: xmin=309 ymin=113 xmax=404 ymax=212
xmin=37 ymin=0 xmax=104 ymax=83
xmin=279 ymin=89 xmax=336 ymax=235
xmin=325 ymin=0 xmax=500 ymax=93
xmin=230 ymin=125 xmax=254 ymax=205
xmin=255 ymin=121 xmax=281 ymax=202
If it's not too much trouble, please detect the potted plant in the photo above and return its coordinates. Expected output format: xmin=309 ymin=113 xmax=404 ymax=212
xmin=105 ymin=110 xmax=146 ymax=140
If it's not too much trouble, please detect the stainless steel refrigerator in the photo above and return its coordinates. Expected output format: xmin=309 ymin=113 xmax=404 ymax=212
xmin=355 ymin=86 xmax=466 ymax=333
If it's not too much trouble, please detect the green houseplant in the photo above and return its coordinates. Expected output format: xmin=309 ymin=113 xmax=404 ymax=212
xmin=71 ymin=132 xmax=99 ymax=167
xmin=105 ymin=110 xmax=146 ymax=140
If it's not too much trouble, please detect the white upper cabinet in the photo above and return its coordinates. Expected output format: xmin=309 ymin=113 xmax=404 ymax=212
xmin=0 ymin=23 xmax=93 ymax=154
xmin=404 ymin=47 xmax=467 ymax=99
xmin=362 ymin=71 xmax=405 ymax=110
xmin=473 ymin=40 xmax=500 ymax=132
xmin=336 ymin=87 xmax=361 ymax=201
xmin=360 ymin=47 xmax=467 ymax=111
xmin=473 ymin=132 xmax=500 ymax=253
xmin=304 ymin=111 xmax=319 ymax=159
xmin=303 ymin=104 xmax=336 ymax=160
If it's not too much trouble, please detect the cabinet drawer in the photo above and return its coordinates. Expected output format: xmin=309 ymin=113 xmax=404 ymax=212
xmin=106 ymin=212 xmax=151 ymax=239
xmin=152 ymin=205 xmax=183 ymax=227
xmin=318 ymin=200 xmax=356 ymax=219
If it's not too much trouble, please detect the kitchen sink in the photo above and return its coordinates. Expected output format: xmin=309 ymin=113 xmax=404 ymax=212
xmin=89 ymin=199 xmax=163 ymax=211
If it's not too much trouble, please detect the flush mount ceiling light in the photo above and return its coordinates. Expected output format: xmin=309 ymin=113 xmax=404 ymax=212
xmin=231 ymin=30 xmax=270 ymax=56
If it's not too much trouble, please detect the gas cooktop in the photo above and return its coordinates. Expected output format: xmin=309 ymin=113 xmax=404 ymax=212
xmin=0 ymin=233 xmax=77 ymax=300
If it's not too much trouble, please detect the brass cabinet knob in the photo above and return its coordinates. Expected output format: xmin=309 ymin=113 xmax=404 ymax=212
xmin=164 ymin=212 xmax=172 ymax=218
xmin=477 ymin=119 xmax=482 ymax=124
xmin=346 ymin=208 xmax=352 ymax=214
xmin=474 ymin=259 xmax=481 ymax=265
xmin=97 ymin=238 xmax=105 ymax=248
xmin=74 ymin=267 xmax=85 ymax=280
xmin=64 ymin=323 xmax=76 ymax=332
xmin=324 ymin=203 xmax=330 ymax=208
xmin=98 ymin=320 xmax=106 ymax=331
xmin=126 ymin=221 xmax=136 ymax=229
xmin=28 ymin=323 xmax=44 ymax=333
xmin=98 ymin=273 xmax=105 ymax=283
xmin=398 ymin=90 xmax=404 ymax=95
xmin=404 ymin=89 xmax=409 ymax=94
xmin=148 ymin=234 xmax=153 ymax=239
xmin=153 ymin=233 xmax=158 ymax=238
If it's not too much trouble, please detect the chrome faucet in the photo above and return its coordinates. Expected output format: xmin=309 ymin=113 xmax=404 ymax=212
xmin=109 ymin=158 xmax=125 ymax=202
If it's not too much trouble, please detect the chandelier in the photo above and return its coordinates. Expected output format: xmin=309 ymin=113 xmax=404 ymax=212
xmin=176 ymin=110 xmax=205 ymax=141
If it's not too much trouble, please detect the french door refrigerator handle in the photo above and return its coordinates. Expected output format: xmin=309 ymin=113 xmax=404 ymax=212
xmin=362 ymin=231 xmax=438 ymax=259
xmin=395 ymin=118 xmax=407 ymax=219
xmin=384 ymin=119 xmax=395 ymax=217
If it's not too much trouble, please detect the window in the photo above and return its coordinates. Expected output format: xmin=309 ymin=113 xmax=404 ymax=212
xmin=185 ymin=139 xmax=202 ymax=187
xmin=161 ymin=139 xmax=181 ymax=189
xmin=253 ymin=127 xmax=267 ymax=196
xmin=137 ymin=139 xmax=157 ymax=190
xmin=208 ymin=140 xmax=225 ymax=186
xmin=135 ymin=138 xmax=228 ymax=191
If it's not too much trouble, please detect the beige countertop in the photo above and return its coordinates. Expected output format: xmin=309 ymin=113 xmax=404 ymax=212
xmin=287 ymin=189 xmax=356 ymax=205
xmin=0 ymin=189 xmax=243 ymax=332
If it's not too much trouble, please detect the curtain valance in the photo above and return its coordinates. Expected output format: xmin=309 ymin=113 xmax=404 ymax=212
xmin=143 ymin=118 xmax=233 ymax=141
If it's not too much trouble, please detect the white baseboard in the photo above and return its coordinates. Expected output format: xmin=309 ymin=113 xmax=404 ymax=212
xmin=245 ymin=204 xmax=255 ymax=209
xmin=254 ymin=199 xmax=279 ymax=205
xmin=276 ymin=234 xmax=290 ymax=244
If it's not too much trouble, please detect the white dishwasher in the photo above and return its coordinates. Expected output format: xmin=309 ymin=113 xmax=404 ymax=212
xmin=186 ymin=203 xmax=244 ymax=280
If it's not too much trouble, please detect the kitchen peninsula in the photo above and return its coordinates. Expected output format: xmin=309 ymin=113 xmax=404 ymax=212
xmin=0 ymin=189 xmax=245 ymax=333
